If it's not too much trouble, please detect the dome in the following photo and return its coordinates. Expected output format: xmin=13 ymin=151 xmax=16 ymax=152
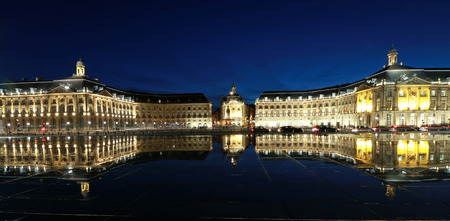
xmin=76 ymin=59 xmax=84 ymax=67
xmin=388 ymin=47 xmax=398 ymax=54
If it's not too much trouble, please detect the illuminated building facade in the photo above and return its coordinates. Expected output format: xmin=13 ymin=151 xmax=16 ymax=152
xmin=215 ymin=83 xmax=254 ymax=127
xmin=0 ymin=60 xmax=212 ymax=131
xmin=255 ymin=47 xmax=450 ymax=128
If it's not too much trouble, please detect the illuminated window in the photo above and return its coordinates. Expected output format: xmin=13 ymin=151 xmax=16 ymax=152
xmin=442 ymin=90 xmax=446 ymax=96
xmin=420 ymin=90 xmax=426 ymax=96
xmin=431 ymin=90 xmax=436 ymax=96
xmin=399 ymin=114 xmax=405 ymax=125
xmin=410 ymin=113 xmax=415 ymax=125
xmin=387 ymin=114 xmax=392 ymax=125
xmin=399 ymin=91 xmax=405 ymax=97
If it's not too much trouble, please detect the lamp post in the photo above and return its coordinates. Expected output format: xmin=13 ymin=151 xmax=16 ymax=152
xmin=27 ymin=122 xmax=30 ymax=131
xmin=67 ymin=122 xmax=70 ymax=131
xmin=103 ymin=121 xmax=106 ymax=130
xmin=88 ymin=121 xmax=91 ymax=131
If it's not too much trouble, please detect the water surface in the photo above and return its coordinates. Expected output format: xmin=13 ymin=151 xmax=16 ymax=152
xmin=1 ymin=133 xmax=450 ymax=220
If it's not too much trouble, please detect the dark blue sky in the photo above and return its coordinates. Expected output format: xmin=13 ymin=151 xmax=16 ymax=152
xmin=2 ymin=1 xmax=450 ymax=108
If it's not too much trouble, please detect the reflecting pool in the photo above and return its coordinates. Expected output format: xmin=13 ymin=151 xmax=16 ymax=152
xmin=1 ymin=133 xmax=450 ymax=220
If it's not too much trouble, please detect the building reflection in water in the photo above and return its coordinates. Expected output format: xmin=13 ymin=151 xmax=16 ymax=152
xmin=0 ymin=135 xmax=212 ymax=198
xmin=255 ymin=133 xmax=450 ymax=198
xmin=2 ymin=133 xmax=450 ymax=200
xmin=221 ymin=134 xmax=251 ymax=167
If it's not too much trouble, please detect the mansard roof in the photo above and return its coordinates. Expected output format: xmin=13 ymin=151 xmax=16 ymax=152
xmin=259 ymin=64 xmax=450 ymax=101
xmin=0 ymin=75 xmax=210 ymax=104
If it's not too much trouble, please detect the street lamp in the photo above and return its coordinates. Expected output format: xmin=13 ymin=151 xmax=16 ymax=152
xmin=88 ymin=121 xmax=91 ymax=130
xmin=103 ymin=121 xmax=106 ymax=130
xmin=27 ymin=122 xmax=30 ymax=131
xmin=67 ymin=122 xmax=70 ymax=131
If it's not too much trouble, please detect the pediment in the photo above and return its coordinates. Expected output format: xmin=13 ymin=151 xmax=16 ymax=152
xmin=356 ymin=84 xmax=372 ymax=92
xmin=96 ymin=90 xmax=113 ymax=97
xmin=398 ymin=77 xmax=431 ymax=85
xmin=48 ymin=86 xmax=69 ymax=94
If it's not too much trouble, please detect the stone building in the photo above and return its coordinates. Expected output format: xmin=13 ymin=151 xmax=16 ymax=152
xmin=216 ymin=83 xmax=254 ymax=127
xmin=0 ymin=59 xmax=212 ymax=132
xmin=255 ymin=47 xmax=450 ymax=128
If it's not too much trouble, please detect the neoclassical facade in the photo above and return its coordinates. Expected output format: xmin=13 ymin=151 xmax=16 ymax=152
xmin=214 ymin=83 xmax=254 ymax=127
xmin=0 ymin=60 xmax=212 ymax=132
xmin=255 ymin=47 xmax=450 ymax=128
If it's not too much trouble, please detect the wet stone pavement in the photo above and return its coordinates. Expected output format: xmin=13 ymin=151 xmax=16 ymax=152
xmin=1 ymin=134 xmax=450 ymax=220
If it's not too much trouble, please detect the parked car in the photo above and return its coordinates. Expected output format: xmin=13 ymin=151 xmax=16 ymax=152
xmin=372 ymin=126 xmax=390 ymax=132
xmin=351 ymin=126 xmax=373 ymax=133
xmin=251 ymin=126 xmax=269 ymax=133
xmin=277 ymin=126 xmax=304 ymax=133
xmin=389 ymin=125 xmax=416 ymax=132
xmin=312 ymin=125 xmax=337 ymax=132
xmin=419 ymin=124 xmax=450 ymax=131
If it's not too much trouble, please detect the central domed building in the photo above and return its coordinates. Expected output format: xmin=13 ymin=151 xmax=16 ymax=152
xmin=255 ymin=47 xmax=450 ymax=128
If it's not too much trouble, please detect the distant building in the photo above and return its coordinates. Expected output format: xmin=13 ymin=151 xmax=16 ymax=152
xmin=215 ymin=83 xmax=254 ymax=127
xmin=255 ymin=47 xmax=450 ymax=128
xmin=0 ymin=59 xmax=212 ymax=131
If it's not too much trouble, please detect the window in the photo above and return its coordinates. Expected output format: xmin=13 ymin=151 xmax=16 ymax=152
xmin=420 ymin=90 xmax=426 ymax=96
xmin=431 ymin=90 xmax=436 ymax=96
xmin=442 ymin=114 xmax=446 ymax=124
xmin=387 ymin=90 xmax=393 ymax=97
xmin=387 ymin=114 xmax=392 ymax=125
xmin=399 ymin=90 xmax=405 ymax=97
xmin=442 ymin=90 xmax=446 ymax=96
xmin=410 ymin=113 xmax=415 ymax=125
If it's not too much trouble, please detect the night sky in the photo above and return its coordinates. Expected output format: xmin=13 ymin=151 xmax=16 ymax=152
xmin=2 ymin=1 xmax=450 ymax=109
